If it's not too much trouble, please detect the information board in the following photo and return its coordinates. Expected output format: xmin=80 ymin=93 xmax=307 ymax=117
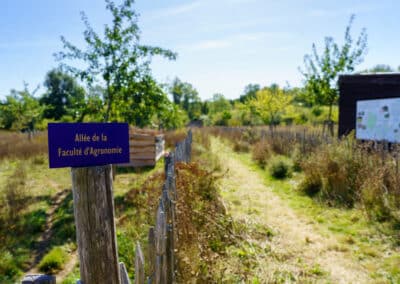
xmin=356 ymin=98 xmax=400 ymax=142
xmin=48 ymin=123 xmax=130 ymax=168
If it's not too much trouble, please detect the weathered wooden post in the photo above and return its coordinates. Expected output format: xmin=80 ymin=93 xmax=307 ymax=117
xmin=72 ymin=165 xmax=121 ymax=284
xmin=47 ymin=123 xmax=130 ymax=284
xmin=154 ymin=202 xmax=167 ymax=284
xmin=134 ymin=242 xmax=144 ymax=284
xmin=120 ymin=262 xmax=131 ymax=284
xmin=148 ymin=227 xmax=156 ymax=283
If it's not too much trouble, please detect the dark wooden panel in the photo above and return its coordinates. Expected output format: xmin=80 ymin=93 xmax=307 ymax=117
xmin=338 ymin=74 xmax=400 ymax=137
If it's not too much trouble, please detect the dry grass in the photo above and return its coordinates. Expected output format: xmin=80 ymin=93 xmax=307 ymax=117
xmin=164 ymin=129 xmax=187 ymax=149
xmin=210 ymin=137 xmax=371 ymax=283
xmin=299 ymin=138 xmax=400 ymax=226
xmin=0 ymin=131 xmax=47 ymax=160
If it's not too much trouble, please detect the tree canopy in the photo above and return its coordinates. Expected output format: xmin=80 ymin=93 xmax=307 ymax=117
xmin=40 ymin=69 xmax=86 ymax=121
xmin=55 ymin=0 xmax=177 ymax=124
xmin=250 ymin=86 xmax=292 ymax=131
xmin=0 ymin=85 xmax=43 ymax=131
xmin=169 ymin=77 xmax=202 ymax=120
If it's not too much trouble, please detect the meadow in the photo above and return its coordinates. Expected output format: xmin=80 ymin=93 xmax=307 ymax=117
xmin=0 ymin=127 xmax=399 ymax=283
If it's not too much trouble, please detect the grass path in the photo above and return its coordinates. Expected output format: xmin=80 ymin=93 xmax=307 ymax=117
xmin=25 ymin=188 xmax=72 ymax=274
xmin=212 ymin=138 xmax=370 ymax=283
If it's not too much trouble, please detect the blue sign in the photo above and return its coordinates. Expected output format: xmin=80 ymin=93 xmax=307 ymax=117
xmin=48 ymin=123 xmax=130 ymax=168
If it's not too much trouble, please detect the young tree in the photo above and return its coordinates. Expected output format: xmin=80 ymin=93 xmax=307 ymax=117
xmin=300 ymin=15 xmax=367 ymax=135
xmin=0 ymin=85 xmax=43 ymax=131
xmin=55 ymin=0 xmax=177 ymax=123
xmin=249 ymin=86 xmax=292 ymax=134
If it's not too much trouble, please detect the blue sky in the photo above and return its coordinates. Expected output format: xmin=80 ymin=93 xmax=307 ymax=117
xmin=0 ymin=0 xmax=399 ymax=100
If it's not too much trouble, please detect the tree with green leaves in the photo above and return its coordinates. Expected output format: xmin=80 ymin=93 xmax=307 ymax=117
xmin=300 ymin=15 xmax=367 ymax=135
xmin=249 ymin=87 xmax=292 ymax=133
xmin=55 ymin=0 xmax=177 ymax=124
xmin=40 ymin=69 xmax=86 ymax=121
xmin=0 ymin=85 xmax=43 ymax=131
xmin=238 ymin=83 xmax=260 ymax=103
xmin=169 ymin=77 xmax=201 ymax=120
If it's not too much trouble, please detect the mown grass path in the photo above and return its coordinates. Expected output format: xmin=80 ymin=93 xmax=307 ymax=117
xmin=211 ymin=138 xmax=370 ymax=283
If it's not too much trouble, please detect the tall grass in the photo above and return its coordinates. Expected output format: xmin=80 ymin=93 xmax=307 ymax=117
xmin=298 ymin=138 xmax=400 ymax=226
xmin=0 ymin=131 xmax=47 ymax=160
xmin=209 ymin=125 xmax=400 ymax=227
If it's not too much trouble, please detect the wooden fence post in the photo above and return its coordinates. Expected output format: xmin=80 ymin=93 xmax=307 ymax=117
xmin=120 ymin=262 xmax=131 ymax=284
xmin=71 ymin=165 xmax=120 ymax=284
xmin=154 ymin=202 xmax=167 ymax=284
xmin=148 ymin=227 xmax=155 ymax=283
xmin=135 ymin=243 xmax=145 ymax=284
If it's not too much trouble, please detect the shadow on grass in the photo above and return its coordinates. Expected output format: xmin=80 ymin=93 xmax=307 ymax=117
xmin=50 ymin=191 xmax=75 ymax=246
xmin=0 ymin=190 xmax=76 ymax=283
xmin=116 ymin=165 xmax=155 ymax=175
xmin=0 ymin=208 xmax=47 ymax=283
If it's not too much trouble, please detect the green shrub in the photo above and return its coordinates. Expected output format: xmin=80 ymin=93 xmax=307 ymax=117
xmin=298 ymin=172 xmax=321 ymax=196
xmin=269 ymin=157 xmax=291 ymax=179
xmin=0 ymin=251 xmax=21 ymax=282
xmin=38 ymin=247 xmax=67 ymax=273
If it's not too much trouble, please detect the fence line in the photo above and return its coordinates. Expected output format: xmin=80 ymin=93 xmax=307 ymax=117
xmin=133 ymin=129 xmax=192 ymax=284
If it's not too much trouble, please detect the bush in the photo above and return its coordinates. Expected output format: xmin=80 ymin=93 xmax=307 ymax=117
xmin=252 ymin=141 xmax=271 ymax=168
xmin=298 ymin=172 xmax=322 ymax=196
xmin=298 ymin=140 xmax=360 ymax=206
xmin=359 ymin=166 xmax=400 ymax=225
xmin=233 ymin=140 xmax=250 ymax=153
xmin=38 ymin=247 xmax=67 ymax=273
xmin=297 ymin=135 xmax=400 ymax=226
xmin=269 ymin=157 xmax=291 ymax=179
xmin=0 ymin=251 xmax=21 ymax=282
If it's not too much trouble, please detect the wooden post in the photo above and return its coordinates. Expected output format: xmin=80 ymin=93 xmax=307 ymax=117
xmin=148 ymin=227 xmax=155 ymax=283
xmin=135 ymin=243 xmax=145 ymax=284
xmin=155 ymin=202 xmax=167 ymax=284
xmin=71 ymin=165 xmax=120 ymax=284
xmin=166 ymin=224 xmax=175 ymax=284
xmin=120 ymin=262 xmax=131 ymax=284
